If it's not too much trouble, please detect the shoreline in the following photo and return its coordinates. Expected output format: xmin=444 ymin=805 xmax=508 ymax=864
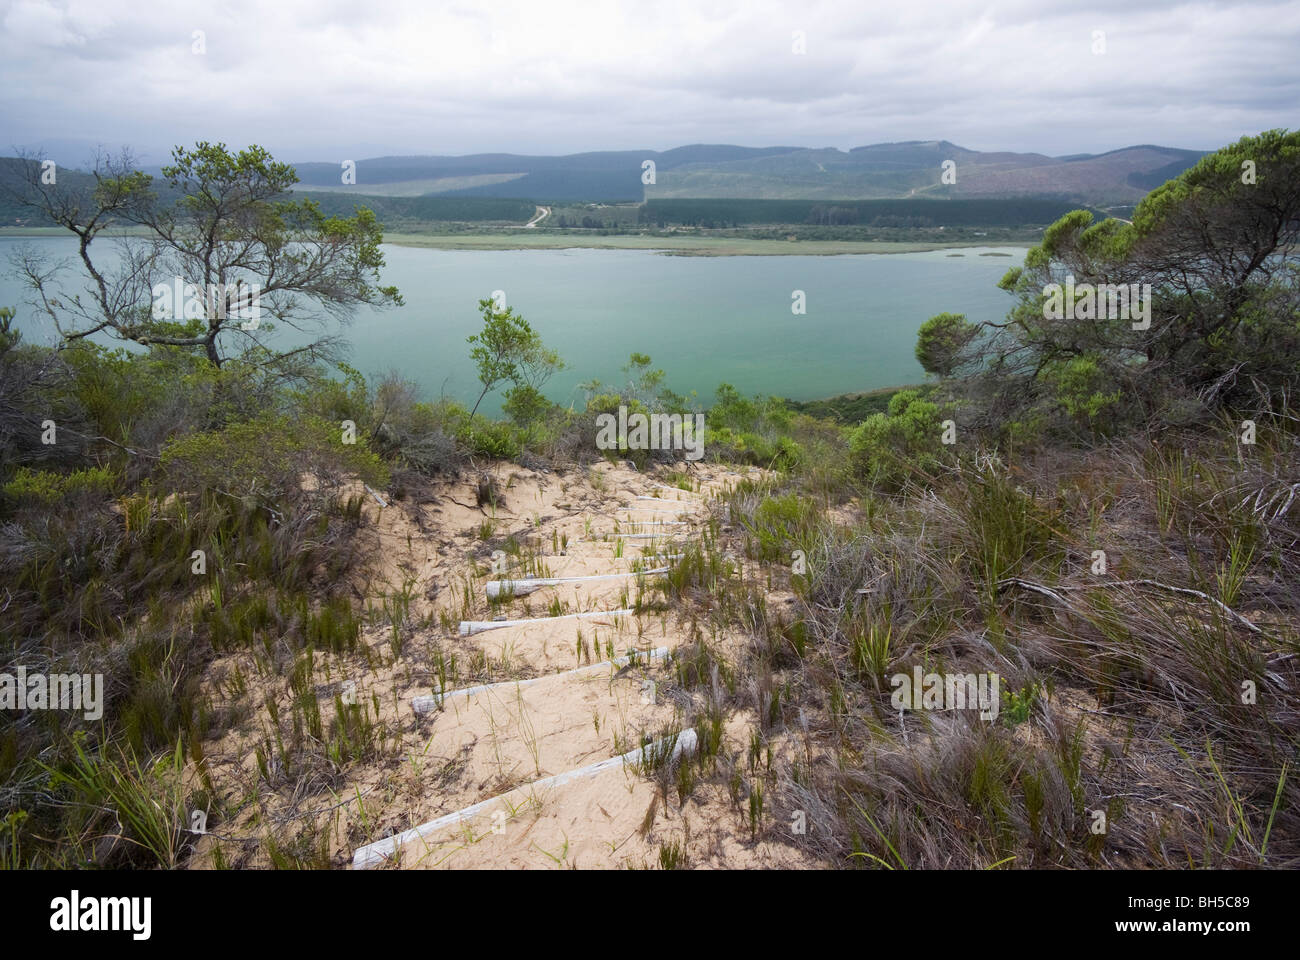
xmin=382 ymin=233 xmax=1032 ymax=257
xmin=0 ymin=226 xmax=1033 ymax=258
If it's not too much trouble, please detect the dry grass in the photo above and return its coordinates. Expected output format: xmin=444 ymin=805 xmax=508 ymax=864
xmin=658 ymin=419 xmax=1300 ymax=869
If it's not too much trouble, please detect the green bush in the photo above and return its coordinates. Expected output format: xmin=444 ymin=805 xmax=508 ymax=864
xmin=703 ymin=384 xmax=801 ymax=468
xmin=2 ymin=466 xmax=117 ymax=506
xmin=848 ymin=389 xmax=950 ymax=487
xmin=292 ymin=362 xmax=372 ymax=434
xmin=1037 ymin=354 xmax=1123 ymax=432
xmin=456 ymin=418 xmax=521 ymax=460
xmin=160 ymin=413 xmax=388 ymax=495
xmin=584 ymin=393 xmax=651 ymax=467
xmin=741 ymin=493 xmax=823 ymax=563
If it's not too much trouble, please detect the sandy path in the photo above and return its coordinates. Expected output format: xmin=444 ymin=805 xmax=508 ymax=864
xmin=353 ymin=467 xmax=726 ymax=868
xmin=192 ymin=461 xmax=817 ymax=870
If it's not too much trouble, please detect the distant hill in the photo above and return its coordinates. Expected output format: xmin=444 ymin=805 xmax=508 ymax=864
xmin=0 ymin=157 xmax=100 ymax=226
xmin=644 ymin=140 xmax=1208 ymax=205
xmin=0 ymin=140 xmax=1209 ymax=225
xmin=285 ymin=146 xmax=800 ymax=203
xmin=283 ymin=140 xmax=1207 ymax=206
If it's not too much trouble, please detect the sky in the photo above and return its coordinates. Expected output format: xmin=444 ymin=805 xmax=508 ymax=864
xmin=2 ymin=0 xmax=1298 ymax=167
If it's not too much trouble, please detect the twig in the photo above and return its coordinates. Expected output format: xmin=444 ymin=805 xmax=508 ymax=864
xmin=996 ymin=578 xmax=1068 ymax=606
xmin=998 ymin=576 xmax=1262 ymax=634
xmin=1091 ymin=579 xmax=1262 ymax=634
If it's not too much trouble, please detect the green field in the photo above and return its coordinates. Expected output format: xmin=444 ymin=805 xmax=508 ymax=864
xmin=382 ymin=231 xmax=1032 ymax=256
xmin=0 ymin=225 xmax=1034 ymax=257
xmin=639 ymin=196 xmax=1101 ymax=226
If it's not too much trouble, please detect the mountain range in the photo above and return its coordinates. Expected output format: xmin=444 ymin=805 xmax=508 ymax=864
xmin=286 ymin=140 xmax=1206 ymax=207
xmin=1 ymin=141 xmax=1208 ymax=224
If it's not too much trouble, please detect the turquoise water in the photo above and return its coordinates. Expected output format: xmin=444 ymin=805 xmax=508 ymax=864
xmin=0 ymin=240 xmax=1022 ymax=413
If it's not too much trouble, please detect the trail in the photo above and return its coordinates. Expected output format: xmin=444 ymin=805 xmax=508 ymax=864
xmin=191 ymin=460 xmax=819 ymax=869
xmin=524 ymin=205 xmax=550 ymax=228
xmin=347 ymin=464 xmax=789 ymax=868
xmin=366 ymin=468 xmax=711 ymax=868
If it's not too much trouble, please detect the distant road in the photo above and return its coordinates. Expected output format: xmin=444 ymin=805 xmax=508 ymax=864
xmin=524 ymin=205 xmax=550 ymax=228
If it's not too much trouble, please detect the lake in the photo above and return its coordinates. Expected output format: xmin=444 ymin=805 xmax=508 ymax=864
xmin=0 ymin=239 xmax=1023 ymax=414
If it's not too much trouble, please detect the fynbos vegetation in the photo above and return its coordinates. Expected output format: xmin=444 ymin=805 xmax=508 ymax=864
xmin=1 ymin=128 xmax=1297 ymax=881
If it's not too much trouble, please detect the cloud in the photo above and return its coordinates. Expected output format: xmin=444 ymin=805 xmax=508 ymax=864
xmin=0 ymin=0 xmax=1296 ymax=162
xmin=2 ymin=0 xmax=112 ymax=47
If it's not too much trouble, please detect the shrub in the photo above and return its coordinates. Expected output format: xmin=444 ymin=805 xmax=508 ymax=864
xmin=1036 ymin=354 xmax=1123 ymax=433
xmin=160 ymin=413 xmax=388 ymax=496
xmin=2 ymin=466 xmax=117 ymax=507
xmin=848 ymin=388 xmax=948 ymax=487
xmin=740 ymin=492 xmax=823 ymax=563
xmin=455 ymin=418 xmax=521 ymax=460
xmin=502 ymin=384 xmax=553 ymax=430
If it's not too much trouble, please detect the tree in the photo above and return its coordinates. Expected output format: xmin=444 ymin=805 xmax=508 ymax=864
xmin=622 ymin=352 xmax=665 ymax=405
xmin=959 ymin=129 xmax=1300 ymax=434
xmin=465 ymin=298 xmax=562 ymax=418
xmin=7 ymin=142 xmax=402 ymax=371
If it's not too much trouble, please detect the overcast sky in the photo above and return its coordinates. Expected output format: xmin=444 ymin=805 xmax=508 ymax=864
xmin=2 ymin=0 xmax=1298 ymax=166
